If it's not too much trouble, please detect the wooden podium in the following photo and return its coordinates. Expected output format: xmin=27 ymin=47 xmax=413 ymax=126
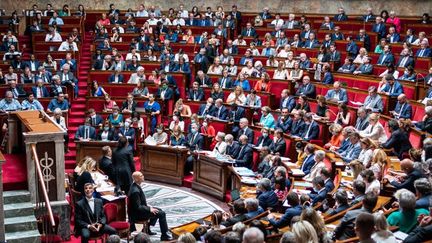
xmin=192 ymin=154 xmax=231 ymax=201
xmin=75 ymin=141 xmax=118 ymax=163
xmin=138 ymin=144 xmax=189 ymax=186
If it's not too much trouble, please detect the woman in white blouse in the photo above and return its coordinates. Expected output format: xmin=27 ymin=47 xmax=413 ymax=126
xmin=353 ymin=47 xmax=368 ymax=65
xmin=169 ymin=112 xmax=185 ymax=132
xmin=226 ymin=86 xmax=246 ymax=105
xmin=360 ymin=169 xmax=381 ymax=195
xmin=212 ymin=132 xmax=227 ymax=155
xmin=369 ymin=149 xmax=387 ymax=180
xmin=358 ymin=137 xmax=375 ymax=168
xmin=240 ymin=60 xmax=255 ymax=77
xmin=359 ymin=113 xmax=388 ymax=144
xmin=207 ymin=57 xmax=224 ymax=75
xmin=287 ymin=61 xmax=303 ymax=81
xmin=126 ymin=48 xmax=141 ymax=61
xmin=277 ymin=44 xmax=291 ymax=58
xmin=284 ymin=51 xmax=296 ymax=69
xmin=273 ymin=62 xmax=288 ymax=80
xmin=224 ymin=58 xmax=238 ymax=76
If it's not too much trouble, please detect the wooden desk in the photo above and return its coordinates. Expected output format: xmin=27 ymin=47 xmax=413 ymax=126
xmin=75 ymin=141 xmax=118 ymax=164
xmin=138 ymin=144 xmax=189 ymax=186
xmin=170 ymin=215 xmax=212 ymax=238
xmin=192 ymin=154 xmax=232 ymax=201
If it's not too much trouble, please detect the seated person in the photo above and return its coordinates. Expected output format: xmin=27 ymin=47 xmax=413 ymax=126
xmin=308 ymin=176 xmax=328 ymax=206
xmin=381 ymin=120 xmax=412 ymax=159
xmin=98 ymin=121 xmax=115 ymax=141
xmin=75 ymin=118 xmax=97 ymax=141
xmin=387 ymin=189 xmax=429 ymax=233
xmin=256 ymin=178 xmax=279 ymax=211
xmin=221 ymin=199 xmax=248 ymax=227
xmin=169 ymin=126 xmax=186 ymax=146
xmin=390 ymin=94 xmax=412 ymax=119
xmin=75 ymin=183 xmax=117 ymax=241
xmin=187 ymin=81 xmax=205 ymax=101
xmin=350 ymin=180 xmax=366 ymax=206
xmin=267 ymin=192 xmax=302 ymax=229
xmin=301 ymin=113 xmax=320 ymax=141
xmin=244 ymin=198 xmax=264 ymax=219
xmin=152 ymin=124 xmax=168 ymax=145
xmin=269 ymin=129 xmax=286 ymax=155
xmin=325 ymin=189 xmax=350 ymax=216
xmin=338 ymin=132 xmax=362 ymax=163
xmin=255 ymin=127 xmax=272 ymax=148
xmin=275 ymin=108 xmax=292 ymax=133
xmin=337 ymin=58 xmax=355 ymax=73
xmin=333 ymin=192 xmax=378 ymax=240
xmin=234 ymin=135 xmax=254 ymax=168
xmin=107 ymin=106 xmax=123 ymax=126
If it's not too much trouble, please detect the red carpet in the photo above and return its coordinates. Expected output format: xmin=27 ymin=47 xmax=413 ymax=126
xmin=2 ymin=154 xmax=28 ymax=191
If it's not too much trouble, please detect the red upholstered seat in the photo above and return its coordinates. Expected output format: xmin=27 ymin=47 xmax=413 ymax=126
xmin=109 ymin=221 xmax=130 ymax=230
xmin=41 ymin=235 xmax=62 ymax=243
xmin=104 ymin=203 xmax=130 ymax=231
xmin=409 ymin=132 xmax=422 ymax=149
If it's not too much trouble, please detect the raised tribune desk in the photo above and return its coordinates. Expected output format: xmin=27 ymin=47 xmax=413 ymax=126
xmin=75 ymin=141 xmax=118 ymax=164
xmin=138 ymin=144 xmax=189 ymax=186
xmin=192 ymin=154 xmax=232 ymax=201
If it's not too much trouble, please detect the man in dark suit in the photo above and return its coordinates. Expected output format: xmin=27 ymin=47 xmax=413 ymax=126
xmin=221 ymin=199 xmax=248 ymax=227
xmin=381 ymin=119 xmax=412 ymax=159
xmin=416 ymin=106 xmax=432 ymax=134
xmin=333 ymin=192 xmax=378 ymax=240
xmin=301 ymin=113 xmax=320 ymax=141
xmin=225 ymin=134 xmax=241 ymax=158
xmin=60 ymin=53 xmax=77 ymax=72
xmin=322 ymin=168 xmax=335 ymax=193
xmin=235 ymin=135 xmax=254 ymax=168
xmin=241 ymin=22 xmax=257 ymax=37
xmin=225 ymin=40 xmax=238 ymax=55
xmin=237 ymin=118 xmax=254 ymax=144
xmin=198 ymin=98 xmax=215 ymax=117
xmin=117 ymin=119 xmax=135 ymax=149
xmin=229 ymin=104 xmax=245 ymax=123
xmin=185 ymin=123 xmax=204 ymax=173
xmin=377 ymin=45 xmax=395 ymax=65
xmin=75 ymin=118 xmax=97 ymax=141
xmin=391 ymin=94 xmax=412 ymax=119
xmin=211 ymin=99 xmax=229 ymax=120
xmin=99 ymin=146 xmax=115 ymax=182
xmin=256 ymin=178 xmax=279 ymax=210
xmin=356 ymin=29 xmax=371 ymax=51
xmin=24 ymin=54 xmax=41 ymax=72
xmin=355 ymin=108 xmax=370 ymax=131
xmin=87 ymin=108 xmax=103 ymax=127
xmin=301 ymin=144 xmax=316 ymax=175
xmin=185 ymin=13 xmax=197 ymax=26
xmin=385 ymin=159 xmax=424 ymax=193
xmin=8 ymin=80 xmax=26 ymax=99
xmin=255 ymin=127 xmax=272 ymax=148
xmin=372 ymin=17 xmax=386 ymax=39
xmin=195 ymin=71 xmax=212 ymax=87
xmin=197 ymin=14 xmax=210 ymax=27
xmin=218 ymin=70 xmax=233 ymax=89
xmin=35 ymin=66 xmax=52 ymax=83
xmin=269 ymin=129 xmax=286 ymax=155
xmin=11 ymin=55 xmax=24 ymax=70
xmin=275 ymin=108 xmax=292 ymax=133
xmin=259 ymin=7 xmax=272 ymax=20
xmin=308 ymin=176 xmax=328 ymax=206
xmin=32 ymin=79 xmax=50 ymax=98
xmin=361 ymin=8 xmax=375 ymax=22
xmin=296 ymin=76 xmax=316 ymax=98
xmin=121 ymin=94 xmax=137 ymax=113
xmin=128 ymin=172 xmax=172 ymax=241
xmin=75 ymin=183 xmax=117 ymax=243
xmin=329 ymin=44 xmax=341 ymax=62
xmin=334 ymin=7 xmax=348 ymax=21
xmin=112 ymin=137 xmax=135 ymax=192
xmin=50 ymin=76 xmax=65 ymax=97
xmin=187 ymin=81 xmax=205 ymax=101
xmin=268 ymin=192 xmax=302 ymax=229
xmin=156 ymin=81 xmax=174 ymax=101
xmin=397 ymin=48 xmax=415 ymax=68
xmin=290 ymin=110 xmax=305 ymax=136
xmin=353 ymin=57 xmax=373 ymax=75
xmin=279 ymin=89 xmax=296 ymax=112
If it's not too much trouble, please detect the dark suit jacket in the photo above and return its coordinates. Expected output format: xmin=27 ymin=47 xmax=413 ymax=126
xmin=24 ymin=60 xmax=41 ymax=71
xmin=269 ymin=138 xmax=286 ymax=155
xmin=97 ymin=130 xmax=115 ymax=141
xmin=397 ymin=56 xmax=415 ymax=68
xmin=218 ymin=77 xmax=233 ymax=89
xmin=301 ymin=154 xmax=315 ymax=175
xmin=255 ymin=135 xmax=272 ymax=148
xmin=334 ymin=207 xmax=372 ymax=240
xmin=31 ymin=86 xmax=50 ymax=98
xmin=75 ymin=197 xmax=107 ymax=232
xmin=226 ymin=141 xmax=241 ymax=158
xmin=296 ymin=83 xmax=316 ymax=98
xmin=198 ymin=104 xmax=215 ymax=117
xmin=57 ymin=71 xmax=77 ymax=85
xmin=229 ymin=107 xmax=245 ymax=123
xmin=89 ymin=115 xmax=104 ymax=126
xmin=185 ymin=132 xmax=204 ymax=150
xmin=275 ymin=117 xmax=292 ymax=133
xmin=325 ymin=178 xmax=335 ymax=192
xmin=269 ymin=205 xmax=302 ymax=228
xmin=156 ymin=87 xmax=174 ymax=100
xmin=99 ymin=156 xmax=115 ymax=182
xmin=195 ymin=75 xmax=211 ymax=87
xmin=221 ymin=214 xmax=248 ymax=227
xmin=280 ymin=96 xmax=296 ymax=111
xmin=235 ymin=144 xmax=253 ymax=168
xmin=394 ymin=102 xmax=412 ymax=119
xmin=121 ymin=100 xmax=137 ymax=112
xmin=241 ymin=28 xmax=257 ymax=37
xmin=9 ymin=86 xmax=27 ymax=98
xmin=356 ymin=34 xmax=371 ymax=51
xmin=302 ymin=121 xmax=320 ymax=140
xmin=390 ymin=169 xmax=423 ymax=193
xmin=108 ymin=74 xmax=124 ymax=83
xmin=372 ymin=23 xmax=386 ymax=39
xmin=118 ymin=127 xmax=135 ymax=145
xmin=112 ymin=147 xmax=135 ymax=188
xmin=211 ymin=106 xmax=229 ymax=120
xmin=290 ymin=120 xmax=305 ymax=136
xmin=377 ymin=52 xmax=395 ymax=65
xmin=257 ymin=190 xmax=279 ymax=210
xmin=75 ymin=125 xmax=97 ymax=140
xmin=382 ymin=129 xmax=412 ymax=159
xmin=309 ymin=188 xmax=328 ymax=205
xmin=128 ymin=183 xmax=151 ymax=221
xmin=187 ymin=89 xmax=205 ymax=101
xmin=237 ymin=127 xmax=254 ymax=144
xmin=35 ymin=71 xmax=52 ymax=83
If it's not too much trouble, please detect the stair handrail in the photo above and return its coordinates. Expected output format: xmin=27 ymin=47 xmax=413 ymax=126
xmin=30 ymin=143 xmax=56 ymax=228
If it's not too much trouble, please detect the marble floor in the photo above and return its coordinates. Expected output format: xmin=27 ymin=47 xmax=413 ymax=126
xmin=130 ymin=182 xmax=224 ymax=242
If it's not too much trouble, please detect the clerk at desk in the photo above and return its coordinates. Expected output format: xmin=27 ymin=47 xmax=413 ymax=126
xmin=75 ymin=118 xmax=97 ymax=141
xmin=185 ymin=123 xmax=204 ymax=174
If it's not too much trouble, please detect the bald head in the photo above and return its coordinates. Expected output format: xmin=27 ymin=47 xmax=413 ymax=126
xmin=400 ymin=159 xmax=414 ymax=173
xmin=132 ymin=171 xmax=144 ymax=184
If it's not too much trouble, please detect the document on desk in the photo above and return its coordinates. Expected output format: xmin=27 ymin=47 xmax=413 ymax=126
xmin=233 ymin=167 xmax=256 ymax=177
xmin=350 ymin=101 xmax=363 ymax=106
xmin=144 ymin=136 xmax=157 ymax=145
xmin=101 ymin=194 xmax=126 ymax=201
xmin=293 ymin=181 xmax=313 ymax=188
xmin=291 ymin=169 xmax=305 ymax=176
xmin=393 ymin=231 xmax=408 ymax=241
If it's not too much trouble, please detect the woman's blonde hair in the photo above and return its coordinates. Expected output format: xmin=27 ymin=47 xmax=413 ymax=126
xmin=291 ymin=220 xmax=319 ymax=243
xmin=77 ymin=156 xmax=97 ymax=176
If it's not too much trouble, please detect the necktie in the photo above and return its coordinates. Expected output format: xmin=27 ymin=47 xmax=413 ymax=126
xmin=85 ymin=127 xmax=89 ymax=139
xmin=369 ymin=125 xmax=375 ymax=133
xmin=13 ymin=89 xmax=18 ymax=98
xmin=247 ymin=29 xmax=250 ymax=36
xmin=221 ymin=78 xmax=225 ymax=88
xmin=398 ymin=103 xmax=405 ymax=117
xmin=194 ymin=91 xmax=197 ymax=100
xmin=420 ymin=49 xmax=424 ymax=57
xmin=390 ymin=85 xmax=395 ymax=93
xmin=266 ymin=48 xmax=270 ymax=56
xmin=305 ymin=123 xmax=312 ymax=139
xmin=92 ymin=117 xmax=96 ymax=125
xmin=38 ymin=87 xmax=42 ymax=97
xmin=218 ymin=108 xmax=221 ymax=118
xmin=238 ymin=145 xmax=245 ymax=157
xmin=400 ymin=57 xmax=407 ymax=67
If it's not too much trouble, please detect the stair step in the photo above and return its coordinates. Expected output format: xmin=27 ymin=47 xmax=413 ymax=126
xmin=3 ymin=190 xmax=31 ymax=204
xmin=4 ymin=202 xmax=34 ymax=218
xmin=70 ymin=111 xmax=85 ymax=116
xmin=72 ymin=104 xmax=86 ymax=109
xmin=5 ymin=215 xmax=38 ymax=233
xmin=5 ymin=230 xmax=40 ymax=243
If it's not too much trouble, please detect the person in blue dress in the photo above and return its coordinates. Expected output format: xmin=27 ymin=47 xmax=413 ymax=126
xmin=144 ymin=94 xmax=161 ymax=134
xmin=169 ymin=126 xmax=186 ymax=146
xmin=92 ymin=80 xmax=107 ymax=97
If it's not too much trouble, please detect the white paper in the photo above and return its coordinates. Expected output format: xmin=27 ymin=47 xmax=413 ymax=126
xmin=393 ymin=231 xmax=408 ymax=240
xmin=144 ymin=136 xmax=157 ymax=145
xmin=350 ymin=101 xmax=363 ymax=106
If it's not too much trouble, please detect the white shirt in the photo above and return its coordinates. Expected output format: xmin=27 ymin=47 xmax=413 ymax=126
xmin=136 ymin=10 xmax=149 ymax=17
xmin=86 ymin=197 xmax=95 ymax=213
xmin=172 ymin=19 xmax=185 ymax=26
xmin=147 ymin=18 xmax=159 ymax=25
xmin=213 ymin=141 xmax=227 ymax=154
xmin=126 ymin=53 xmax=141 ymax=61
xmin=45 ymin=32 xmax=62 ymax=42
xmin=366 ymin=179 xmax=381 ymax=194
xmin=271 ymin=19 xmax=285 ymax=27
xmin=358 ymin=149 xmax=373 ymax=167
xmin=179 ymin=10 xmax=189 ymax=18
xmin=58 ymin=41 xmax=78 ymax=51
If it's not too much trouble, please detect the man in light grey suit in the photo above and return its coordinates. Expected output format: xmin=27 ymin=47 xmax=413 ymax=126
xmin=325 ymin=81 xmax=348 ymax=104
xmin=362 ymin=86 xmax=384 ymax=113
xmin=339 ymin=132 xmax=362 ymax=163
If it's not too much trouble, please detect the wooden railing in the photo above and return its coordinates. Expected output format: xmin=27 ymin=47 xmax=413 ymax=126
xmin=31 ymin=143 xmax=55 ymax=228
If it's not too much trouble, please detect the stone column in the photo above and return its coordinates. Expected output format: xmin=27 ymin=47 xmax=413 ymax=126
xmin=0 ymin=155 xmax=5 ymax=242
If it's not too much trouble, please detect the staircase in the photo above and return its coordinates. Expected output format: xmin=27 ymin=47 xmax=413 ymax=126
xmin=4 ymin=190 xmax=40 ymax=243
xmin=18 ymin=35 xmax=32 ymax=59
xmin=64 ymin=32 xmax=92 ymax=173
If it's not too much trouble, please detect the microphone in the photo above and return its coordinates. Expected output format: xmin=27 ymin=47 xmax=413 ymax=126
xmin=416 ymin=73 xmax=425 ymax=86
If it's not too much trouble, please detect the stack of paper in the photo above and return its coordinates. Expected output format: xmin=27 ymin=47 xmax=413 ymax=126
xmin=291 ymin=169 xmax=305 ymax=176
xmin=144 ymin=136 xmax=157 ymax=145
xmin=293 ymin=181 xmax=313 ymax=188
xmin=234 ymin=167 xmax=256 ymax=177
